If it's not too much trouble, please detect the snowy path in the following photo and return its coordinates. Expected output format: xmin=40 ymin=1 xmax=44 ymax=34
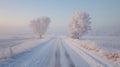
xmin=0 ymin=37 xmax=110 ymax=67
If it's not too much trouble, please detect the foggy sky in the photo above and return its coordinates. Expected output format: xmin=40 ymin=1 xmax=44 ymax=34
xmin=0 ymin=0 xmax=120 ymax=35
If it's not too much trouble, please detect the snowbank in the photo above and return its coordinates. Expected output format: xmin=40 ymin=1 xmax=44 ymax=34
xmin=63 ymin=36 xmax=120 ymax=66
xmin=99 ymin=49 xmax=120 ymax=64
xmin=63 ymin=36 xmax=99 ymax=51
xmin=0 ymin=37 xmax=51 ymax=59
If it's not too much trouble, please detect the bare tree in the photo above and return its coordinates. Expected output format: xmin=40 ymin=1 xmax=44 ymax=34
xmin=69 ymin=11 xmax=91 ymax=39
xmin=30 ymin=16 xmax=51 ymax=38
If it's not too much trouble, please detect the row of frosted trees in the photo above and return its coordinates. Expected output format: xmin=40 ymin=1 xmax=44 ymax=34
xmin=30 ymin=11 xmax=91 ymax=39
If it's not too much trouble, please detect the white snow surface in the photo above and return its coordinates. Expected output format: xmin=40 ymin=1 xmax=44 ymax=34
xmin=63 ymin=36 xmax=120 ymax=67
xmin=0 ymin=36 xmax=51 ymax=59
xmin=0 ymin=36 xmax=119 ymax=67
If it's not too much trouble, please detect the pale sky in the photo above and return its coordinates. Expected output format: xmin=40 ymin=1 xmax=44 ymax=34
xmin=0 ymin=0 xmax=120 ymax=35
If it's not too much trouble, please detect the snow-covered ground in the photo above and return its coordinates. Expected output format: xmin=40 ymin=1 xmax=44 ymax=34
xmin=0 ymin=34 xmax=35 ymax=49
xmin=0 ymin=37 xmax=91 ymax=67
xmin=82 ymin=36 xmax=120 ymax=50
xmin=0 ymin=34 xmax=52 ymax=59
xmin=76 ymin=36 xmax=120 ymax=66
xmin=0 ymin=36 xmax=120 ymax=67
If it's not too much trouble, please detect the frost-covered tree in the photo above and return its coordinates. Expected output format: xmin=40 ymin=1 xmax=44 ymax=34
xmin=69 ymin=11 xmax=91 ymax=39
xmin=30 ymin=17 xmax=51 ymax=38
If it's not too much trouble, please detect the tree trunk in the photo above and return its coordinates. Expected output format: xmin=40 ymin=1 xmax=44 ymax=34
xmin=71 ymin=36 xmax=79 ymax=39
xmin=39 ymin=35 xmax=42 ymax=39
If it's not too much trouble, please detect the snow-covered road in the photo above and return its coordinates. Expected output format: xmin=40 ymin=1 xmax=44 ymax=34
xmin=0 ymin=37 xmax=112 ymax=67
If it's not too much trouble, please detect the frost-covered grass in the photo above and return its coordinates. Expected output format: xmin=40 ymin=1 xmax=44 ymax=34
xmin=63 ymin=36 xmax=120 ymax=66
xmin=82 ymin=36 xmax=120 ymax=50
xmin=0 ymin=34 xmax=52 ymax=59
xmin=82 ymin=36 xmax=120 ymax=65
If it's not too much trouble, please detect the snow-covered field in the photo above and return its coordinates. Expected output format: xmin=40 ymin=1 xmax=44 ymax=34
xmin=0 ymin=35 xmax=120 ymax=67
xmin=82 ymin=36 xmax=120 ymax=50
xmin=82 ymin=36 xmax=120 ymax=66
xmin=0 ymin=34 xmax=52 ymax=59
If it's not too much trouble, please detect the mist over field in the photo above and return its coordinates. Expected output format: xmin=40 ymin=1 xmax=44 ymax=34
xmin=0 ymin=0 xmax=120 ymax=67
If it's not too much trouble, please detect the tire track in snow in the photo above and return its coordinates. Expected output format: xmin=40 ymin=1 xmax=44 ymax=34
xmin=60 ymin=39 xmax=75 ymax=67
xmin=43 ymin=41 xmax=56 ymax=67
xmin=1 ymin=39 xmax=55 ymax=67
xmin=66 ymin=40 xmax=109 ymax=67
xmin=25 ymin=39 xmax=55 ymax=67
xmin=62 ymin=39 xmax=91 ymax=67
xmin=39 ymin=41 xmax=55 ymax=67
xmin=55 ymin=39 xmax=61 ymax=67
xmin=72 ymin=44 xmax=109 ymax=67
